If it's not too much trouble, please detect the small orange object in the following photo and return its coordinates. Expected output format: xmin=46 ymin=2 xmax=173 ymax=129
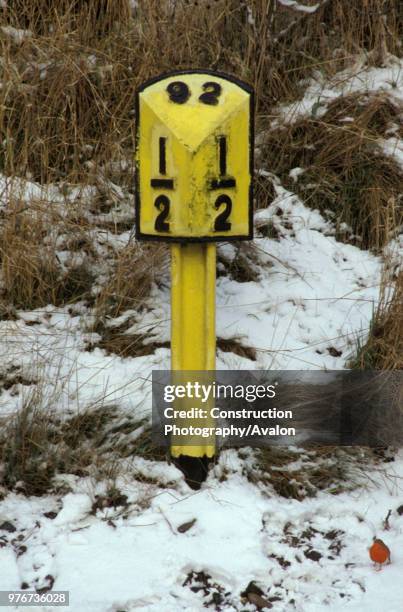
xmin=369 ymin=538 xmax=391 ymax=570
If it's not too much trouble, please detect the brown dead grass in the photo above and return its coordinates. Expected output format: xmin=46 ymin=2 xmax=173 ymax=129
xmin=94 ymin=242 xmax=167 ymax=320
xmin=0 ymin=0 xmax=401 ymax=181
xmin=217 ymin=337 xmax=257 ymax=361
xmin=4 ymin=0 xmax=131 ymax=38
xmin=263 ymin=93 xmax=403 ymax=250
xmin=242 ymin=445 xmax=384 ymax=500
xmin=218 ymin=243 xmax=261 ymax=282
xmin=350 ymin=271 xmax=403 ymax=369
xmin=91 ymin=329 xmax=169 ymax=358
xmin=0 ymin=200 xmax=95 ymax=309
xmin=0 ymin=388 xmax=165 ymax=495
xmin=0 ymin=1 xmax=400 ymax=310
xmin=89 ymin=241 xmax=168 ymax=356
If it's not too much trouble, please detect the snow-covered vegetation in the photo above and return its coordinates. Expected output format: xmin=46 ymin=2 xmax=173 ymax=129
xmin=0 ymin=1 xmax=402 ymax=610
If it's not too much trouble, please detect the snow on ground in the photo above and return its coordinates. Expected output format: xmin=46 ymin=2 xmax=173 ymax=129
xmin=0 ymin=451 xmax=402 ymax=611
xmin=274 ymin=56 xmax=403 ymax=125
xmin=0 ymin=179 xmax=399 ymax=611
xmin=216 ymin=182 xmax=381 ymax=370
xmin=0 ymin=182 xmax=382 ymax=416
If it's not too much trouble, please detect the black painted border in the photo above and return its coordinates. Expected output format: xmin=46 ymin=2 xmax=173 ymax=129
xmin=134 ymin=69 xmax=254 ymax=244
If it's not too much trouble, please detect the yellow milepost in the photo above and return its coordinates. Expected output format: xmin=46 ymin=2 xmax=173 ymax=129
xmin=135 ymin=70 xmax=254 ymax=474
xmin=135 ymin=71 xmax=253 ymax=242
xmin=170 ymin=243 xmax=216 ymax=458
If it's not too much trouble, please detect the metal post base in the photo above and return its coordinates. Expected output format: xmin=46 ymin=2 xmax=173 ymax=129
xmin=172 ymin=454 xmax=212 ymax=490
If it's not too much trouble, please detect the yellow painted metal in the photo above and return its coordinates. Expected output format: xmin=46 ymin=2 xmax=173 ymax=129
xmin=170 ymin=243 xmax=216 ymax=458
xmin=137 ymin=72 xmax=251 ymax=240
xmin=135 ymin=71 xmax=253 ymax=462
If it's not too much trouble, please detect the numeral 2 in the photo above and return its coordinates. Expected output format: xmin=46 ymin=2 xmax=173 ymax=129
xmin=167 ymin=81 xmax=222 ymax=105
xmin=199 ymin=81 xmax=222 ymax=106
xmin=154 ymin=195 xmax=170 ymax=232
xmin=214 ymin=194 xmax=232 ymax=231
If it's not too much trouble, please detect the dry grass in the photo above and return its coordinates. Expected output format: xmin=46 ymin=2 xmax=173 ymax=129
xmin=1 ymin=1 xmax=134 ymax=182
xmin=240 ymin=445 xmax=384 ymax=500
xmin=94 ymin=242 xmax=167 ymax=322
xmin=4 ymin=0 xmax=131 ymax=38
xmin=0 ymin=0 xmax=400 ymax=308
xmin=218 ymin=242 xmax=261 ymax=282
xmin=0 ymin=195 xmax=165 ymax=322
xmin=0 ymin=397 xmax=116 ymax=496
xmin=0 ymin=388 xmax=59 ymax=496
xmin=0 ymin=0 xmax=401 ymax=181
xmin=92 ymin=242 xmax=168 ymax=357
xmin=0 ymin=385 xmax=165 ymax=496
xmin=217 ymin=337 xmax=257 ymax=361
xmin=350 ymin=271 xmax=403 ymax=369
xmin=262 ymin=93 xmax=403 ymax=250
xmin=0 ymin=199 xmax=95 ymax=309
xmin=283 ymin=0 xmax=402 ymax=68
xmin=92 ymin=331 xmax=168 ymax=359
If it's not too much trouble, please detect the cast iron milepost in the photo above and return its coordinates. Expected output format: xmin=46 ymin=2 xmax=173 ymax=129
xmin=135 ymin=70 xmax=254 ymax=487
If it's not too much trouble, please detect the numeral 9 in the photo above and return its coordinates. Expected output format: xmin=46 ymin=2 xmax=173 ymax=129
xmin=167 ymin=81 xmax=190 ymax=104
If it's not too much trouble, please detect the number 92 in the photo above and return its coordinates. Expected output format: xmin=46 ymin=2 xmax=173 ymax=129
xmin=167 ymin=81 xmax=222 ymax=106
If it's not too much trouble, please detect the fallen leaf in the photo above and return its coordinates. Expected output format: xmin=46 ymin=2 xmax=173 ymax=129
xmin=0 ymin=521 xmax=16 ymax=533
xmin=177 ymin=518 xmax=197 ymax=533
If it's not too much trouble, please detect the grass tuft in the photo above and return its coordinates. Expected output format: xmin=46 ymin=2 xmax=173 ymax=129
xmin=350 ymin=272 xmax=403 ymax=369
xmin=0 ymin=391 xmax=165 ymax=496
xmin=0 ymin=200 xmax=96 ymax=309
xmin=262 ymin=93 xmax=403 ymax=250
xmin=241 ymin=445 xmax=383 ymax=500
